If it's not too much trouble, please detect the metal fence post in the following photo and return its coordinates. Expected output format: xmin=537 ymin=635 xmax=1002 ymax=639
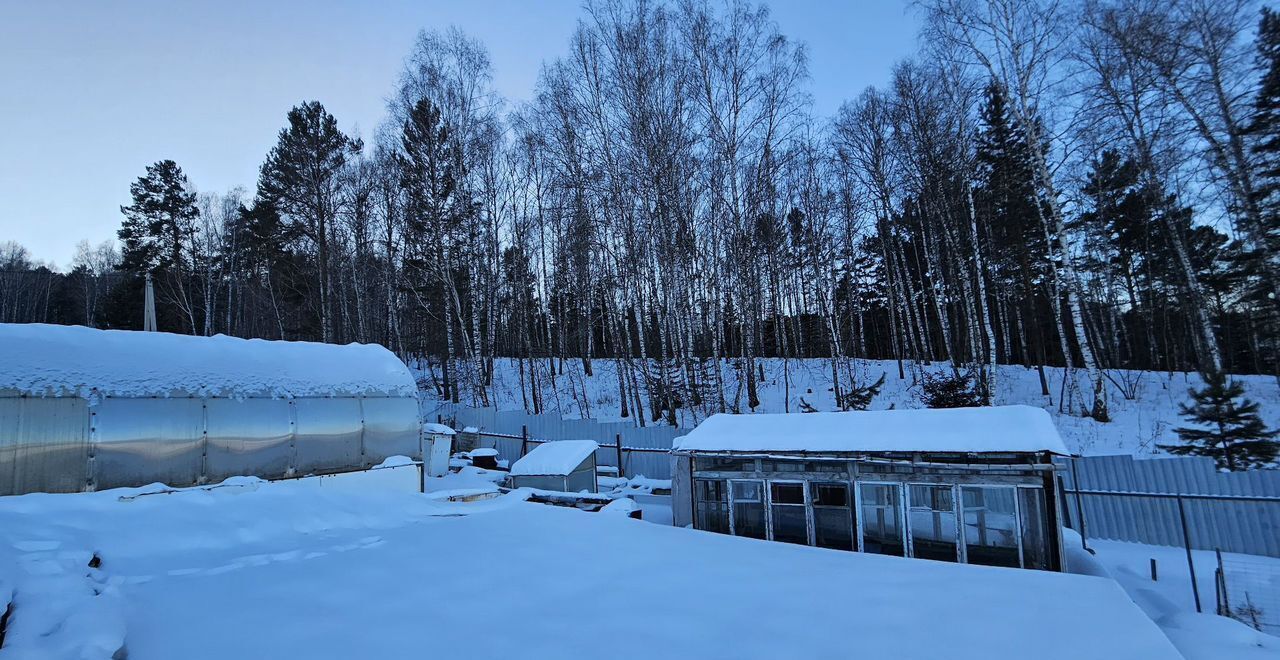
xmin=1176 ymin=494 xmax=1202 ymax=613
xmin=1215 ymin=549 xmax=1228 ymax=616
xmin=1070 ymin=457 xmax=1089 ymax=550
xmin=616 ymin=433 xmax=624 ymax=479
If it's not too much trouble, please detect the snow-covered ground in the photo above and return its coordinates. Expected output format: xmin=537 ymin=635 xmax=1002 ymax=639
xmin=427 ymin=357 xmax=1280 ymax=457
xmin=0 ymin=473 xmax=1183 ymax=660
xmin=1069 ymin=534 xmax=1280 ymax=660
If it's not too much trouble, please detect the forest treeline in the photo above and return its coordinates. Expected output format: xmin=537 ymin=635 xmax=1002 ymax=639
xmin=3 ymin=0 xmax=1279 ymax=427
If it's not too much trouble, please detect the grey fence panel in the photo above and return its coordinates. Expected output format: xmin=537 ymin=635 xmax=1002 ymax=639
xmin=434 ymin=404 xmax=686 ymax=479
xmin=1058 ymin=454 xmax=1280 ymax=558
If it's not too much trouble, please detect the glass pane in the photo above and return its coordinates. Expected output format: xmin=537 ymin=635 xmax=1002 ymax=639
xmin=731 ymin=481 xmax=767 ymax=539
xmin=758 ymin=460 xmax=846 ymax=473
xmin=813 ymin=508 xmax=853 ymax=550
xmin=696 ymin=457 xmax=754 ymax=472
xmin=812 ymin=483 xmax=853 ymax=550
xmin=859 ymin=483 xmax=904 ymax=556
xmin=811 ymin=483 xmax=848 ymax=507
xmin=769 ymin=481 xmax=807 ymax=545
xmin=859 ymin=463 xmax=912 ymax=474
xmin=1019 ymin=488 xmax=1051 ymax=570
xmin=770 ymin=482 xmax=805 ymax=504
xmin=696 ymin=502 xmax=729 ymax=534
xmin=732 ymin=480 xmax=762 ymax=502
xmin=771 ymin=504 xmax=809 ymax=545
xmin=909 ymin=484 xmax=958 ymax=562
xmin=694 ymin=479 xmax=729 ymax=534
xmin=961 ymin=486 xmax=1020 ymax=568
xmin=696 ymin=479 xmax=726 ymax=502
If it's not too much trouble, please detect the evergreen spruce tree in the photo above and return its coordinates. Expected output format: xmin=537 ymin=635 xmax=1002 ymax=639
xmin=919 ymin=370 xmax=988 ymax=409
xmin=1161 ymin=371 xmax=1278 ymax=471
xmin=838 ymin=373 xmax=885 ymax=411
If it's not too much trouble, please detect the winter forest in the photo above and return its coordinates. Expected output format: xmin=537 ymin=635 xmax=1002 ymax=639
xmin=3 ymin=0 xmax=1280 ymax=431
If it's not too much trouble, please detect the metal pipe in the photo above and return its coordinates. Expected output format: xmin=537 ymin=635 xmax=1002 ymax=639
xmin=1062 ymin=488 xmax=1280 ymax=503
xmin=1070 ymin=457 xmax=1089 ymax=549
xmin=1215 ymin=548 xmax=1228 ymax=616
xmin=1176 ymin=494 xmax=1202 ymax=613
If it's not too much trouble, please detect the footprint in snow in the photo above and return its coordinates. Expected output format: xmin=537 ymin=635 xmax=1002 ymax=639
xmin=13 ymin=540 xmax=61 ymax=552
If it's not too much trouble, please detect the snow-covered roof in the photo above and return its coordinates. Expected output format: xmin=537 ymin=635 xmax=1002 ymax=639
xmin=422 ymin=422 xmax=457 ymax=436
xmin=510 ymin=440 xmax=599 ymax=476
xmin=673 ymin=405 xmax=1070 ymax=456
xmin=0 ymin=323 xmax=418 ymax=399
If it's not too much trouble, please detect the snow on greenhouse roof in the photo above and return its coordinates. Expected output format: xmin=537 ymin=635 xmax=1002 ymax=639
xmin=0 ymin=323 xmax=418 ymax=399
xmin=673 ymin=405 xmax=1070 ymax=455
xmin=510 ymin=440 xmax=599 ymax=476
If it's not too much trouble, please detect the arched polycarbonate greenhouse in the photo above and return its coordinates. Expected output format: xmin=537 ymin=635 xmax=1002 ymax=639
xmin=0 ymin=324 xmax=423 ymax=495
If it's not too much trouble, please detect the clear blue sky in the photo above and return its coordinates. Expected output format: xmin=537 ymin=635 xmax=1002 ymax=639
xmin=0 ymin=1 xmax=918 ymax=268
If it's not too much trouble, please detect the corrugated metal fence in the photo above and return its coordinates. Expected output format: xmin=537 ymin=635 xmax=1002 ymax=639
xmin=424 ymin=402 xmax=683 ymax=479
xmin=1057 ymin=454 xmax=1280 ymax=558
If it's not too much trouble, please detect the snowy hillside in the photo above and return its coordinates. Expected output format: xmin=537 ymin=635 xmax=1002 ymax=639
xmin=422 ymin=358 xmax=1280 ymax=457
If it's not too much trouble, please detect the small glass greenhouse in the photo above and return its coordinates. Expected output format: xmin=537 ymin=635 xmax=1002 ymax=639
xmin=670 ymin=406 xmax=1070 ymax=571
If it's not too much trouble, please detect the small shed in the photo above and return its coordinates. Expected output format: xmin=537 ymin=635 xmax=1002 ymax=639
xmin=422 ymin=423 xmax=456 ymax=477
xmin=671 ymin=405 xmax=1071 ymax=571
xmin=0 ymin=323 xmax=422 ymax=495
xmin=509 ymin=440 xmax=599 ymax=493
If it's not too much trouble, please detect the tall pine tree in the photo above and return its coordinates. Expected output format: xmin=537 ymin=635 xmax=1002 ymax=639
xmin=397 ymin=97 xmax=475 ymax=403
xmin=1251 ymin=7 xmax=1280 ymax=226
xmin=1244 ymin=7 xmax=1280 ymax=367
xmin=975 ymin=82 xmax=1052 ymax=387
xmin=257 ymin=101 xmax=361 ymax=343
xmin=117 ymin=159 xmax=199 ymax=332
xmin=118 ymin=160 xmax=198 ymax=273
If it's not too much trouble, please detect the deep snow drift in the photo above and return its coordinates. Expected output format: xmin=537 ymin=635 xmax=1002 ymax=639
xmin=421 ymin=357 xmax=1280 ymax=457
xmin=0 ymin=478 xmax=1181 ymax=660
